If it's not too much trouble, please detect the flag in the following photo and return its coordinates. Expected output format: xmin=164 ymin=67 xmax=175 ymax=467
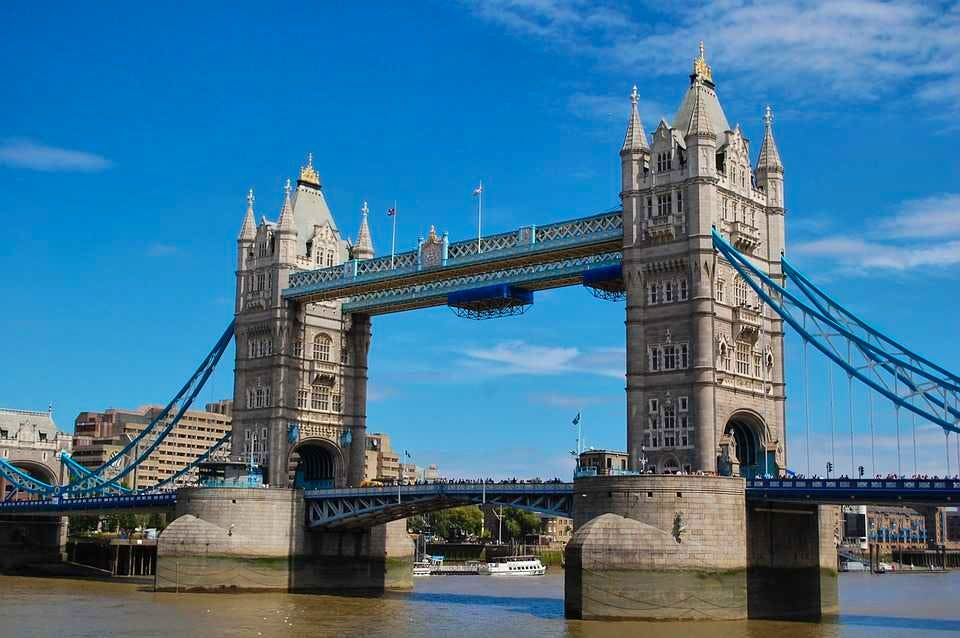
xmin=473 ymin=184 xmax=483 ymax=196
xmin=405 ymin=450 xmax=411 ymax=459
xmin=387 ymin=207 xmax=396 ymax=217
xmin=572 ymin=412 xmax=581 ymax=426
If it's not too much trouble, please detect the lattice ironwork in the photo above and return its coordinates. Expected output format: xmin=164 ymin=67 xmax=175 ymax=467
xmin=448 ymin=284 xmax=533 ymax=320
xmin=345 ymin=251 xmax=622 ymax=314
xmin=582 ymin=264 xmax=625 ymax=301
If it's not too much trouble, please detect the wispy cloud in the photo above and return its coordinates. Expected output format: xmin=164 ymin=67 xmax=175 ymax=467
xmin=792 ymin=193 xmax=960 ymax=272
xmin=528 ymin=391 xmax=616 ymax=409
xmin=0 ymin=139 xmax=111 ymax=172
xmin=461 ymin=340 xmax=624 ymax=379
xmin=466 ymin=1 xmax=960 ymax=115
xmin=146 ymin=243 xmax=177 ymax=257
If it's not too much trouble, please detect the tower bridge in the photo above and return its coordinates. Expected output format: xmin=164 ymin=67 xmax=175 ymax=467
xmin=4 ymin=43 xmax=960 ymax=621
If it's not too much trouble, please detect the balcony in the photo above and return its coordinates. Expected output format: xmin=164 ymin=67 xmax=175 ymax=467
xmin=730 ymin=221 xmax=760 ymax=251
xmin=735 ymin=305 xmax=762 ymax=340
xmin=645 ymin=214 xmax=676 ymax=241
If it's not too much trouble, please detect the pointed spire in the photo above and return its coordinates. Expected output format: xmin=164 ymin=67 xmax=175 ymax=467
xmin=239 ymin=188 xmax=256 ymax=241
xmin=686 ymin=81 xmax=715 ymax=138
xmin=757 ymin=105 xmax=784 ymax=172
xmin=354 ymin=200 xmax=375 ymax=260
xmin=692 ymin=40 xmax=713 ymax=84
xmin=278 ymin=179 xmax=295 ymax=231
xmin=621 ymin=85 xmax=649 ymax=153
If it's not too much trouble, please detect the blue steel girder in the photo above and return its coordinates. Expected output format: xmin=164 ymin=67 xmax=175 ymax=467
xmin=303 ymin=483 xmax=574 ymax=529
xmin=0 ymin=491 xmax=177 ymax=516
xmin=712 ymin=230 xmax=960 ymax=435
xmin=747 ymin=478 xmax=960 ymax=506
xmin=283 ymin=211 xmax=624 ymax=314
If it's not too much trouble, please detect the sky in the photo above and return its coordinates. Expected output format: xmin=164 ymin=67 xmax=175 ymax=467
xmin=2 ymin=1 xmax=960 ymax=480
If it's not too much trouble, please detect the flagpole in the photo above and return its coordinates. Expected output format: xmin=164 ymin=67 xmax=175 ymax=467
xmin=477 ymin=180 xmax=483 ymax=254
xmin=390 ymin=199 xmax=397 ymax=269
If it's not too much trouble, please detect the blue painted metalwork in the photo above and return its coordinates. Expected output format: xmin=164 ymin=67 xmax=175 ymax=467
xmin=148 ymin=431 xmax=232 ymax=491
xmin=304 ymin=483 xmax=574 ymax=529
xmin=582 ymin=264 xmax=625 ymax=301
xmin=746 ymin=477 xmax=960 ymax=505
xmin=712 ymin=230 xmax=960 ymax=434
xmin=0 ymin=458 xmax=55 ymax=494
xmin=0 ymin=491 xmax=177 ymax=515
xmin=284 ymin=210 xmax=623 ymax=303
xmin=343 ymin=251 xmax=623 ymax=314
xmin=64 ymin=320 xmax=236 ymax=494
xmin=448 ymin=284 xmax=534 ymax=319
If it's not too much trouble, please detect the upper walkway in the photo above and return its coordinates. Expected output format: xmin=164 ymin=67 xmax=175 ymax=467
xmin=282 ymin=211 xmax=623 ymax=314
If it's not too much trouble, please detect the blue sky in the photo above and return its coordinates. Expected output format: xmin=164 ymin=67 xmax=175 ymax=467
xmin=2 ymin=1 xmax=959 ymax=479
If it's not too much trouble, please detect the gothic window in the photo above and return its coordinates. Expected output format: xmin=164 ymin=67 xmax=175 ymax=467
xmin=657 ymin=194 xmax=670 ymax=217
xmin=734 ymin=277 xmax=748 ymax=306
xmin=715 ymin=278 xmax=725 ymax=303
xmin=332 ymin=393 xmax=342 ymax=412
xmin=648 ymin=346 xmax=662 ymax=372
xmin=340 ymin=347 xmax=348 ymax=364
xmin=735 ymin=341 xmax=751 ymax=376
xmin=316 ymin=249 xmax=322 ymax=265
xmin=293 ymin=340 xmax=303 ymax=358
xmin=263 ymin=386 xmax=271 ymax=407
xmin=646 ymin=196 xmax=653 ymax=219
xmin=248 ymin=339 xmax=256 ymax=358
xmin=246 ymin=388 xmax=254 ymax=409
xmin=258 ymin=242 xmax=267 ymax=258
xmin=648 ymin=282 xmax=660 ymax=305
xmin=664 ymin=345 xmax=676 ymax=370
xmin=297 ymin=388 xmax=308 ymax=409
xmin=679 ymin=278 xmax=689 ymax=301
xmin=255 ymin=386 xmax=265 ymax=408
xmin=312 ymin=385 xmax=330 ymax=411
xmin=680 ymin=414 xmax=691 ymax=447
xmin=326 ymin=251 xmax=335 ymax=267
xmin=663 ymin=405 xmax=676 ymax=447
xmin=678 ymin=396 xmax=689 ymax=412
xmin=648 ymin=398 xmax=659 ymax=414
xmin=664 ymin=281 xmax=675 ymax=302
xmin=679 ymin=343 xmax=689 ymax=369
xmin=676 ymin=189 xmax=683 ymax=214
xmin=753 ymin=353 xmax=762 ymax=378
xmin=719 ymin=342 xmax=731 ymax=372
xmin=313 ymin=333 xmax=332 ymax=361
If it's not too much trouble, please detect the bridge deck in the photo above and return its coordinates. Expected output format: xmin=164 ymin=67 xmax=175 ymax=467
xmin=283 ymin=211 xmax=624 ymax=314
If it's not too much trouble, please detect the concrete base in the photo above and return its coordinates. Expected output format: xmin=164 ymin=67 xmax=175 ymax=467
xmin=565 ymin=475 xmax=838 ymax=621
xmin=155 ymin=487 xmax=413 ymax=593
xmin=0 ymin=515 xmax=67 ymax=571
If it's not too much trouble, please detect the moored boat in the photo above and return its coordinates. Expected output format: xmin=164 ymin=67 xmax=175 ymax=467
xmin=480 ymin=555 xmax=546 ymax=576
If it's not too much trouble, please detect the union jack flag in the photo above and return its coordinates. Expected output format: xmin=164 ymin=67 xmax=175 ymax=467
xmin=387 ymin=207 xmax=396 ymax=216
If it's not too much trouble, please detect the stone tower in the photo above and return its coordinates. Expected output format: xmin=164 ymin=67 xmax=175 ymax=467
xmin=621 ymin=43 xmax=787 ymax=476
xmin=233 ymin=155 xmax=373 ymax=487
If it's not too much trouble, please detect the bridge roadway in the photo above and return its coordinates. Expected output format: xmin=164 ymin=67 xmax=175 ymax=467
xmin=282 ymin=211 xmax=624 ymax=314
xmin=0 ymin=479 xmax=957 ymax=523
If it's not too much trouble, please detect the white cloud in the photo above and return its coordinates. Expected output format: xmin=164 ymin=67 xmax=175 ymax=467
xmin=462 ymin=340 xmax=624 ymax=378
xmin=146 ymin=243 xmax=178 ymax=257
xmin=792 ymin=193 xmax=960 ymax=272
xmin=466 ymin=1 xmax=960 ymax=114
xmin=0 ymin=139 xmax=112 ymax=172
xmin=528 ymin=391 xmax=616 ymax=408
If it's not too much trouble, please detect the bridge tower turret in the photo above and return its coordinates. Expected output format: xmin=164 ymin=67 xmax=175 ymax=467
xmin=232 ymin=154 xmax=367 ymax=488
xmin=621 ymin=43 xmax=786 ymax=477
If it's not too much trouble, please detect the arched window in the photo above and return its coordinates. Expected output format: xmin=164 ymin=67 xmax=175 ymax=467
xmin=734 ymin=276 xmax=748 ymax=306
xmin=313 ymin=333 xmax=332 ymax=361
xmin=326 ymin=251 xmax=335 ymax=267
xmin=311 ymin=384 xmax=330 ymax=411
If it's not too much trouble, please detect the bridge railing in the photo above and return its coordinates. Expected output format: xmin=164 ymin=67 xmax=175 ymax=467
xmin=0 ymin=491 xmax=177 ymax=512
xmin=748 ymin=478 xmax=958 ymax=490
xmin=302 ymin=482 xmax=573 ymax=500
xmin=286 ymin=211 xmax=623 ymax=294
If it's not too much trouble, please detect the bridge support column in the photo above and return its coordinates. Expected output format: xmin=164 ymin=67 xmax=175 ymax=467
xmin=745 ymin=503 xmax=839 ymax=619
xmin=343 ymin=313 xmax=371 ymax=487
xmin=156 ymin=487 xmax=413 ymax=593
xmin=565 ymin=475 xmax=748 ymax=620
xmin=0 ymin=515 xmax=67 ymax=571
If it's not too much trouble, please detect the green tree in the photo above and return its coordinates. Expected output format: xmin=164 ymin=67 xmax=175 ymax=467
xmin=417 ymin=506 xmax=484 ymax=541
xmin=502 ymin=508 xmax=542 ymax=541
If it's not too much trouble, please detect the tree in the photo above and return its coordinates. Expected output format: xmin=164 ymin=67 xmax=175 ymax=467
xmin=414 ymin=506 xmax=484 ymax=541
xmin=502 ymin=508 xmax=542 ymax=541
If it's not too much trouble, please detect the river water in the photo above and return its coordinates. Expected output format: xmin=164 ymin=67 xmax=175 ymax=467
xmin=2 ymin=571 xmax=958 ymax=638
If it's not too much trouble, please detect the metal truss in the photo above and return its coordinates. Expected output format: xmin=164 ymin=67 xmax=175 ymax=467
xmin=344 ymin=252 xmax=623 ymax=315
xmin=448 ymin=284 xmax=534 ymax=320
xmin=285 ymin=210 xmax=623 ymax=300
xmin=0 ymin=491 xmax=177 ymax=516
xmin=747 ymin=477 xmax=960 ymax=506
xmin=147 ymin=431 xmax=232 ymax=491
xmin=582 ymin=264 xmax=625 ymax=301
xmin=304 ymin=483 xmax=574 ymax=529
xmin=0 ymin=458 xmax=55 ymax=495
xmin=713 ymin=229 xmax=960 ymax=434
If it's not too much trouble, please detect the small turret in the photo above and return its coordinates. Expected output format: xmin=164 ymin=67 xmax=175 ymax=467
xmin=621 ymin=85 xmax=649 ymax=153
xmin=239 ymin=189 xmax=256 ymax=242
xmin=353 ymin=201 xmax=375 ymax=260
xmin=756 ymin=106 xmax=784 ymax=174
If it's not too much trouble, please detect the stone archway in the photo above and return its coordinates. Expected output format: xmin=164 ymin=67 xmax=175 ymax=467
xmin=720 ymin=411 xmax=767 ymax=478
xmin=288 ymin=438 xmax=344 ymax=489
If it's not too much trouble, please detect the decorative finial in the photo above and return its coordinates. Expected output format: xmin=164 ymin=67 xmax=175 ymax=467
xmin=247 ymin=188 xmax=255 ymax=209
xmin=284 ymin=178 xmax=292 ymax=197
xmin=692 ymin=40 xmax=713 ymax=83
xmin=764 ymin=105 xmax=773 ymax=128
xmin=298 ymin=153 xmax=321 ymax=187
xmin=361 ymin=200 xmax=369 ymax=216
xmin=630 ymin=85 xmax=638 ymax=106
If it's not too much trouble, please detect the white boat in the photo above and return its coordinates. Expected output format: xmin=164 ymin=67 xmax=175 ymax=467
xmin=480 ymin=555 xmax=546 ymax=576
xmin=413 ymin=560 xmax=432 ymax=577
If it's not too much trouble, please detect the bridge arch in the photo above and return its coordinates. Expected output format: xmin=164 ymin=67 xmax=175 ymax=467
xmin=0 ymin=458 xmax=58 ymax=500
xmin=720 ymin=410 xmax=768 ymax=478
xmin=289 ymin=438 xmax=344 ymax=489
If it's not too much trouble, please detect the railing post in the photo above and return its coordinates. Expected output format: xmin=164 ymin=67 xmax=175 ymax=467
xmin=442 ymin=232 xmax=449 ymax=266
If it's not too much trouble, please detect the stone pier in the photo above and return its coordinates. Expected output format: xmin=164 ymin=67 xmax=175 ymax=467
xmin=565 ymin=474 xmax=837 ymax=621
xmin=0 ymin=515 xmax=67 ymax=571
xmin=155 ymin=487 xmax=414 ymax=593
